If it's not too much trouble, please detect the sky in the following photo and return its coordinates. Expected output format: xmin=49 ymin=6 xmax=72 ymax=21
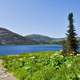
xmin=0 ymin=0 xmax=80 ymax=38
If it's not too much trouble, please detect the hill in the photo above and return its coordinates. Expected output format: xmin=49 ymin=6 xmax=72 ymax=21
xmin=0 ymin=28 xmax=37 ymax=45
xmin=25 ymin=34 xmax=53 ymax=44
xmin=25 ymin=34 xmax=64 ymax=44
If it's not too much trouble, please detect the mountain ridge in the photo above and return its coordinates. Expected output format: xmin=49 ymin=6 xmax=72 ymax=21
xmin=0 ymin=27 xmax=38 ymax=45
xmin=0 ymin=27 xmax=79 ymax=45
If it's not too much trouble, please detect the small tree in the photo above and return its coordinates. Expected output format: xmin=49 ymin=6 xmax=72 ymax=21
xmin=66 ymin=13 xmax=78 ymax=55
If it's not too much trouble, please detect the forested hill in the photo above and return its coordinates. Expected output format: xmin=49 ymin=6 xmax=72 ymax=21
xmin=25 ymin=34 xmax=64 ymax=44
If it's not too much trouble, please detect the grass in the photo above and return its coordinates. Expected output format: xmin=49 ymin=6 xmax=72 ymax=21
xmin=1 ymin=51 xmax=80 ymax=80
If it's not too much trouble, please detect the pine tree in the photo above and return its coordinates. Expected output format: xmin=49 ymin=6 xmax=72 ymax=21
xmin=66 ymin=13 xmax=78 ymax=55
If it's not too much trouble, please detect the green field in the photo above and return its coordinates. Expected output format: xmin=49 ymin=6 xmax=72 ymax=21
xmin=1 ymin=51 xmax=80 ymax=80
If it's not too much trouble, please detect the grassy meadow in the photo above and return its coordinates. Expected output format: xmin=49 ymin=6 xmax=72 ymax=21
xmin=0 ymin=51 xmax=80 ymax=80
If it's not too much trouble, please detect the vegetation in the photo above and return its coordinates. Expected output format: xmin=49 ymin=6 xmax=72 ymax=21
xmin=0 ymin=51 xmax=80 ymax=80
xmin=63 ymin=13 xmax=79 ymax=55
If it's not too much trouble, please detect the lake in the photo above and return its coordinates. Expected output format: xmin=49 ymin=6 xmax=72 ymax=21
xmin=0 ymin=45 xmax=62 ymax=55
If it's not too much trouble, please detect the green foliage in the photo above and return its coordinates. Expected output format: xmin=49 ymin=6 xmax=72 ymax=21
xmin=1 ymin=51 xmax=80 ymax=80
xmin=66 ymin=13 xmax=78 ymax=55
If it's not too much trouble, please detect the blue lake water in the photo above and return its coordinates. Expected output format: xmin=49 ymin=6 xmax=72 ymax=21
xmin=0 ymin=45 xmax=63 ymax=55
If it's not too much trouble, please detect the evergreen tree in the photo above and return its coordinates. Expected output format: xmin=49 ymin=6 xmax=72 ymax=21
xmin=61 ymin=40 xmax=67 ymax=56
xmin=66 ymin=13 xmax=78 ymax=55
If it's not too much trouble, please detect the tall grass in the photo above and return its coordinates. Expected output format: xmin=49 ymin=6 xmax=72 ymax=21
xmin=1 ymin=51 xmax=80 ymax=80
